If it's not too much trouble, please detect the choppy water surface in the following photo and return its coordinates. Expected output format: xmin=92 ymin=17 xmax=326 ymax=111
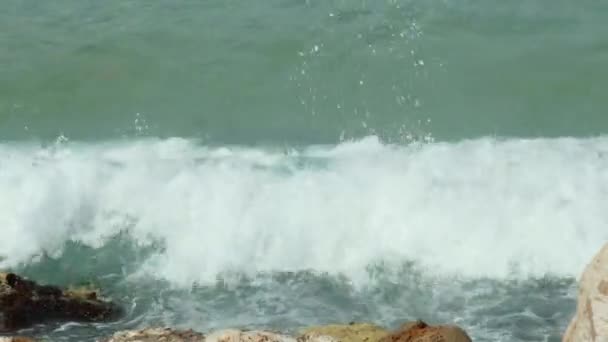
xmin=2 ymin=1 xmax=608 ymax=341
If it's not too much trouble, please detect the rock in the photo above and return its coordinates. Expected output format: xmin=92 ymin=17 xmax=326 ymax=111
xmin=297 ymin=334 xmax=338 ymax=342
xmin=101 ymin=328 xmax=302 ymax=342
xmin=205 ymin=329 xmax=297 ymax=342
xmin=100 ymin=327 xmax=205 ymax=342
xmin=100 ymin=323 xmax=470 ymax=342
xmin=0 ymin=272 xmax=122 ymax=331
xmin=563 ymin=243 xmax=608 ymax=341
xmin=0 ymin=337 xmax=36 ymax=342
xmin=298 ymin=323 xmax=388 ymax=342
xmin=63 ymin=286 xmax=100 ymax=301
xmin=380 ymin=320 xmax=471 ymax=342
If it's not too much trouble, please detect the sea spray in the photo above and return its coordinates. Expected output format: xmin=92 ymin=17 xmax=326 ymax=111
xmin=1 ymin=136 xmax=606 ymax=286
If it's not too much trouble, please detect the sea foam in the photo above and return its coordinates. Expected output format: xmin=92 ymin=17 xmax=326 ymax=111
xmin=1 ymin=136 xmax=606 ymax=286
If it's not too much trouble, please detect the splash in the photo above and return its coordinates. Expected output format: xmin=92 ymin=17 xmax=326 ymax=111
xmin=0 ymin=136 xmax=606 ymax=286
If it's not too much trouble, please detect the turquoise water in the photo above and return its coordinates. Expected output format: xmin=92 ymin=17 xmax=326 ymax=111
xmin=3 ymin=1 xmax=608 ymax=143
xmin=2 ymin=1 xmax=608 ymax=341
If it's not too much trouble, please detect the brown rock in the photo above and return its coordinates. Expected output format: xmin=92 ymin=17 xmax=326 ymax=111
xmin=380 ymin=320 xmax=471 ymax=342
xmin=100 ymin=324 xmax=470 ymax=342
xmin=0 ymin=337 xmax=37 ymax=342
xmin=0 ymin=272 xmax=122 ymax=331
xmin=298 ymin=323 xmax=388 ymax=342
xmin=563 ymin=243 xmax=608 ymax=341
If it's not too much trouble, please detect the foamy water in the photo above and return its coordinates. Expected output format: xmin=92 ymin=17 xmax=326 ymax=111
xmin=1 ymin=136 xmax=605 ymax=287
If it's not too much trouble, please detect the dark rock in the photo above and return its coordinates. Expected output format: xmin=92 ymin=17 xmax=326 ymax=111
xmin=6 ymin=273 xmax=62 ymax=298
xmin=0 ymin=272 xmax=123 ymax=332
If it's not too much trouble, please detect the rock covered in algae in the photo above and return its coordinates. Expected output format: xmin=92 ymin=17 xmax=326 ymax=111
xmin=0 ymin=272 xmax=122 ymax=331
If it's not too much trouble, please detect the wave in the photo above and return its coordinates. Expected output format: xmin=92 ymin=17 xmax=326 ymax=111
xmin=1 ymin=136 xmax=606 ymax=286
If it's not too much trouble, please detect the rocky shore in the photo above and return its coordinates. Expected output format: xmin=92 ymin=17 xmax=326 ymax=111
xmin=0 ymin=315 xmax=471 ymax=342
xmin=6 ymin=242 xmax=608 ymax=342
xmin=97 ymin=320 xmax=471 ymax=342
xmin=0 ymin=272 xmax=122 ymax=332
xmin=0 ymin=271 xmax=472 ymax=341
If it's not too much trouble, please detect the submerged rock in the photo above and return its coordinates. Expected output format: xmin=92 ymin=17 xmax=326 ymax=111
xmin=563 ymin=243 xmax=608 ymax=341
xmin=0 ymin=338 xmax=36 ymax=342
xmin=0 ymin=272 xmax=122 ymax=331
xmin=380 ymin=320 xmax=471 ymax=342
xmin=298 ymin=323 xmax=388 ymax=342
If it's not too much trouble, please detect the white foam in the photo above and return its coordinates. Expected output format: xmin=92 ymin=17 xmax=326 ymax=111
xmin=1 ymin=136 xmax=607 ymax=285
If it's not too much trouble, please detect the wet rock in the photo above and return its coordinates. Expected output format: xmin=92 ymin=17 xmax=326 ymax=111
xmin=101 ymin=327 xmax=205 ymax=342
xmin=0 ymin=272 xmax=122 ymax=331
xmin=298 ymin=323 xmax=388 ymax=342
xmin=63 ymin=286 xmax=99 ymax=301
xmin=297 ymin=334 xmax=337 ymax=342
xmin=380 ymin=320 xmax=471 ymax=342
xmin=0 ymin=337 xmax=37 ymax=342
xmin=100 ymin=323 xmax=471 ymax=342
xmin=563 ymin=243 xmax=608 ymax=341
xmin=205 ymin=329 xmax=298 ymax=342
xmin=102 ymin=328 xmax=304 ymax=342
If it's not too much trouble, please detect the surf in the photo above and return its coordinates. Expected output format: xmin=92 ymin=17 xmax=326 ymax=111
xmin=0 ymin=136 xmax=606 ymax=287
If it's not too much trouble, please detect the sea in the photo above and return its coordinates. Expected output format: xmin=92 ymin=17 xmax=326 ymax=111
xmin=2 ymin=1 xmax=608 ymax=341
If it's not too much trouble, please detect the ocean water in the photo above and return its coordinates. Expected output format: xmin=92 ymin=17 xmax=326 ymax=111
xmin=2 ymin=1 xmax=608 ymax=341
